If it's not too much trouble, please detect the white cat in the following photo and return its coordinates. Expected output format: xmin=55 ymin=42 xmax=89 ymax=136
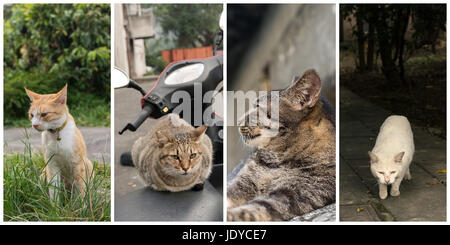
xmin=368 ymin=115 xmax=414 ymax=199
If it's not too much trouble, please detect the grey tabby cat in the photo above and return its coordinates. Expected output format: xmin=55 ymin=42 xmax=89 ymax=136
xmin=227 ymin=70 xmax=335 ymax=221
xmin=131 ymin=113 xmax=213 ymax=192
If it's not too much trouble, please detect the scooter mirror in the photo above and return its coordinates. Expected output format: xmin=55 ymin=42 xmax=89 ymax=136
xmin=219 ymin=11 xmax=225 ymax=31
xmin=112 ymin=67 xmax=130 ymax=88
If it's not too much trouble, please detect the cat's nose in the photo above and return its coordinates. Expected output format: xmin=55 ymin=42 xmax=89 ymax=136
xmin=181 ymin=162 xmax=189 ymax=172
xmin=32 ymin=124 xmax=40 ymax=129
xmin=385 ymin=177 xmax=390 ymax=183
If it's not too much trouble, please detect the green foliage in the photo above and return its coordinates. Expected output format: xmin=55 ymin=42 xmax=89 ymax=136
xmin=152 ymin=4 xmax=222 ymax=48
xmin=341 ymin=4 xmax=446 ymax=82
xmin=4 ymin=4 xmax=110 ymax=126
xmin=4 ymin=70 xmax=55 ymax=120
xmin=4 ymin=70 xmax=110 ymax=127
xmin=142 ymin=4 xmax=221 ymax=73
xmin=411 ymin=5 xmax=446 ymax=50
xmin=3 ymin=139 xmax=111 ymax=221
xmin=145 ymin=52 xmax=169 ymax=74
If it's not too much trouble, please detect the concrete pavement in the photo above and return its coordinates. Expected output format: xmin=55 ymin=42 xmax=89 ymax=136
xmin=114 ymin=81 xmax=157 ymax=199
xmin=4 ymin=126 xmax=110 ymax=164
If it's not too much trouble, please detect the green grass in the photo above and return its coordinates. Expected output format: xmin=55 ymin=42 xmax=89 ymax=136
xmin=3 ymin=139 xmax=111 ymax=222
xmin=5 ymin=93 xmax=110 ymax=128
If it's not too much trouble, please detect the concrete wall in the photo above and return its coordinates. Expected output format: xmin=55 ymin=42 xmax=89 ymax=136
xmin=269 ymin=5 xmax=335 ymax=101
xmin=132 ymin=39 xmax=147 ymax=78
xmin=114 ymin=4 xmax=129 ymax=74
xmin=114 ymin=4 xmax=155 ymax=79
xmin=227 ymin=4 xmax=336 ymax=173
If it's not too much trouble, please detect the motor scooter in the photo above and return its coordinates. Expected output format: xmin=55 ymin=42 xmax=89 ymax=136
xmin=112 ymin=11 xmax=224 ymax=221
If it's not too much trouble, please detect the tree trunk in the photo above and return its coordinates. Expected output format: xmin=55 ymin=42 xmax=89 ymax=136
xmin=398 ymin=7 xmax=411 ymax=84
xmin=340 ymin=14 xmax=344 ymax=42
xmin=366 ymin=17 xmax=375 ymax=71
xmin=374 ymin=6 xmax=402 ymax=83
xmin=392 ymin=9 xmax=402 ymax=64
xmin=356 ymin=6 xmax=366 ymax=72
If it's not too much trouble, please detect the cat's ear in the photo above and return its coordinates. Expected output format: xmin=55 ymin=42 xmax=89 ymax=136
xmin=368 ymin=151 xmax=379 ymax=164
xmin=290 ymin=75 xmax=300 ymax=84
xmin=394 ymin=152 xmax=405 ymax=163
xmin=282 ymin=69 xmax=321 ymax=111
xmin=24 ymin=88 xmax=41 ymax=102
xmin=192 ymin=125 xmax=207 ymax=141
xmin=53 ymin=84 xmax=68 ymax=104
xmin=155 ymin=130 xmax=174 ymax=148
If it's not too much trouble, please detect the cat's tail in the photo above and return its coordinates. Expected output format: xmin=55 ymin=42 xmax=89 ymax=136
xmin=120 ymin=152 xmax=135 ymax=167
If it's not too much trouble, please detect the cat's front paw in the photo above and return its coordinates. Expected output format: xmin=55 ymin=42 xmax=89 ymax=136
xmin=191 ymin=183 xmax=204 ymax=191
xmin=379 ymin=189 xmax=388 ymax=199
xmin=227 ymin=207 xmax=255 ymax=221
xmin=390 ymin=189 xmax=400 ymax=196
xmin=227 ymin=206 xmax=269 ymax=222
xmin=150 ymin=184 xmax=164 ymax=191
xmin=404 ymin=172 xmax=412 ymax=181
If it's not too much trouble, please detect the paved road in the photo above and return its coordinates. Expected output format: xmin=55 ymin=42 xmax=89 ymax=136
xmin=339 ymin=88 xmax=446 ymax=221
xmin=114 ymin=81 xmax=158 ymax=198
xmin=4 ymin=126 xmax=110 ymax=164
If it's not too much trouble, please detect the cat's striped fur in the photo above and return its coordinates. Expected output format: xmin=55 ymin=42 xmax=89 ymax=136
xmin=227 ymin=70 xmax=335 ymax=221
xmin=131 ymin=114 xmax=213 ymax=192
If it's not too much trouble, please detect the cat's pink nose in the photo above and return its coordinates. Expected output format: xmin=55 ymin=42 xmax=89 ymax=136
xmin=33 ymin=124 xmax=40 ymax=129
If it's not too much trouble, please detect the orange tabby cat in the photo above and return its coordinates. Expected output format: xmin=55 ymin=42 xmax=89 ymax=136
xmin=25 ymin=84 xmax=93 ymax=199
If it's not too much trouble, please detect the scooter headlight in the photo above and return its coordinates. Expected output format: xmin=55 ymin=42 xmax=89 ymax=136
xmin=164 ymin=63 xmax=205 ymax=85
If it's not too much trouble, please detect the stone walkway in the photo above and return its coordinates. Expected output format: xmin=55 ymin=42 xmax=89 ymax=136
xmin=339 ymin=88 xmax=446 ymax=221
xmin=4 ymin=127 xmax=110 ymax=164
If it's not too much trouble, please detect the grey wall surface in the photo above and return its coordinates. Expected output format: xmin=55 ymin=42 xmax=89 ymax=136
xmin=227 ymin=4 xmax=336 ymax=174
xmin=114 ymin=4 xmax=129 ymax=74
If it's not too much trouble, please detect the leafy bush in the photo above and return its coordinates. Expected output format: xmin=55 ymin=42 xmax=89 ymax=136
xmin=146 ymin=52 xmax=169 ymax=73
xmin=142 ymin=4 xmax=222 ymax=74
xmin=4 ymin=4 xmax=110 ymax=125
xmin=4 ymin=70 xmax=57 ymax=119
xmin=4 ymin=69 xmax=110 ymax=127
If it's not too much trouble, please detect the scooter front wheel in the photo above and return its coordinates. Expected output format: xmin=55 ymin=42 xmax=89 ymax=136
xmin=120 ymin=152 xmax=134 ymax=167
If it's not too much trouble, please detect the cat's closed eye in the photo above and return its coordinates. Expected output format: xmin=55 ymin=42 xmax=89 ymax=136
xmin=378 ymin=171 xmax=385 ymax=174
xmin=391 ymin=171 xmax=396 ymax=174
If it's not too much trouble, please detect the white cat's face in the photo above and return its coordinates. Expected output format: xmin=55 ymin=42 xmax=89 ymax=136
xmin=371 ymin=163 xmax=401 ymax=185
xmin=369 ymin=151 xmax=405 ymax=185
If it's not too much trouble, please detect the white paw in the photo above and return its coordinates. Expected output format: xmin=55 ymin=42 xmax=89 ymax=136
xmin=379 ymin=190 xmax=388 ymax=199
xmin=390 ymin=189 xmax=400 ymax=196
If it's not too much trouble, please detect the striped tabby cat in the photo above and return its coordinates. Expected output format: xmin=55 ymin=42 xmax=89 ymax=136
xmin=131 ymin=114 xmax=213 ymax=192
xmin=227 ymin=70 xmax=336 ymax=221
